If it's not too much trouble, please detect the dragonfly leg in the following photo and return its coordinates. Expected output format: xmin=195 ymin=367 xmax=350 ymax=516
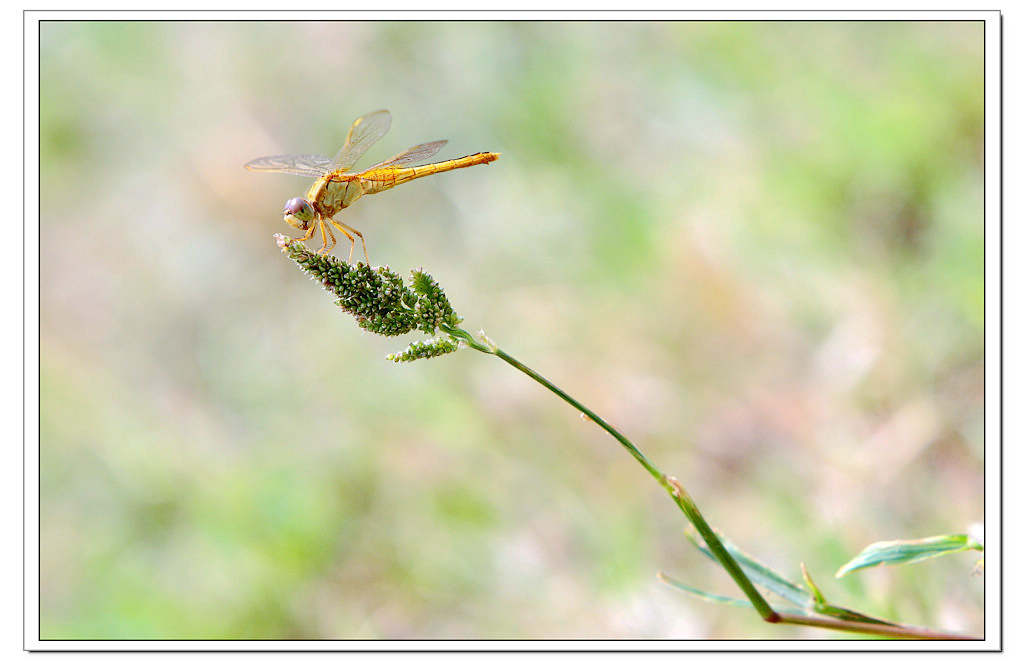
xmin=320 ymin=217 xmax=338 ymax=256
xmin=325 ymin=219 xmax=356 ymax=263
xmin=292 ymin=220 xmax=318 ymax=244
xmin=329 ymin=219 xmax=369 ymax=266
xmin=313 ymin=217 xmax=331 ymax=255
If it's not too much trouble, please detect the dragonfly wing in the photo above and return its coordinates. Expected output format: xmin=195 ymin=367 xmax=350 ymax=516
xmin=364 ymin=140 xmax=448 ymax=171
xmin=244 ymin=154 xmax=333 ymax=177
xmin=331 ymin=110 xmax=392 ymax=172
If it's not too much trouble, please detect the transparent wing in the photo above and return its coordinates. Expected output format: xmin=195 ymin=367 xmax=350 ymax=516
xmin=331 ymin=110 xmax=392 ymax=172
xmin=243 ymin=154 xmax=333 ymax=177
xmin=364 ymin=140 xmax=448 ymax=171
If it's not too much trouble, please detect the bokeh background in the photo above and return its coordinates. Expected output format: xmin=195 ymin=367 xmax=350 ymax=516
xmin=39 ymin=20 xmax=984 ymax=640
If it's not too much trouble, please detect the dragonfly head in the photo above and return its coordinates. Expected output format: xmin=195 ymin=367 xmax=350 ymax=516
xmin=283 ymin=197 xmax=315 ymax=231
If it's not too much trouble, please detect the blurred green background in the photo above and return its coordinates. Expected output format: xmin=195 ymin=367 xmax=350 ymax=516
xmin=39 ymin=20 xmax=984 ymax=640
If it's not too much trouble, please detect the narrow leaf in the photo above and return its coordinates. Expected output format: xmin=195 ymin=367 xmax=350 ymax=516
xmin=683 ymin=530 xmax=895 ymax=625
xmin=836 ymin=534 xmax=984 ymax=578
xmin=684 ymin=527 xmax=813 ymax=607
xmin=657 ymin=572 xmax=807 ymax=616
xmin=801 ymin=563 xmax=826 ymax=606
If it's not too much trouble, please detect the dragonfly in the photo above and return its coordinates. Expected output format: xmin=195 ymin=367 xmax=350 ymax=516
xmin=245 ymin=109 xmax=500 ymax=264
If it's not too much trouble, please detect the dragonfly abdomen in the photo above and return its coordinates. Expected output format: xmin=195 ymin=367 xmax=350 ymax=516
xmin=360 ymin=152 xmax=500 ymax=194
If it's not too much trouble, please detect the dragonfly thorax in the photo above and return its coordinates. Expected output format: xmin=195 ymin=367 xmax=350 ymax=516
xmin=311 ymin=175 xmax=365 ymax=216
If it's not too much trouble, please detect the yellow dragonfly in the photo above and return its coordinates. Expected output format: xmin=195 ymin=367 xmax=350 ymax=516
xmin=245 ymin=109 xmax=499 ymax=263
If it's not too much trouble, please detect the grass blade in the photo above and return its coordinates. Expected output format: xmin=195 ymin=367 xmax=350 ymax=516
xmin=684 ymin=527 xmax=812 ymax=607
xmin=836 ymin=533 xmax=983 ymax=578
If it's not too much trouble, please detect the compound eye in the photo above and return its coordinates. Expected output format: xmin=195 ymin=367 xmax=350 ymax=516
xmin=283 ymin=197 xmax=314 ymax=222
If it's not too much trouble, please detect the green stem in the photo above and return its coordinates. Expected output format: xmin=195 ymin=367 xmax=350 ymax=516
xmin=494 ymin=347 xmax=664 ymax=482
xmin=438 ymin=323 xmax=974 ymax=639
xmin=441 ymin=325 xmax=777 ymax=621
xmin=665 ymin=478 xmax=779 ymax=622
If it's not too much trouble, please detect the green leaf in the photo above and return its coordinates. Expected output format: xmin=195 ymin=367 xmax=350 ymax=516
xmin=657 ymin=572 xmax=808 ymax=617
xmin=836 ymin=534 xmax=984 ymax=578
xmin=684 ymin=527 xmax=813 ymax=607
xmin=801 ymin=563 xmax=826 ymax=606
xmin=683 ymin=529 xmax=896 ymax=625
